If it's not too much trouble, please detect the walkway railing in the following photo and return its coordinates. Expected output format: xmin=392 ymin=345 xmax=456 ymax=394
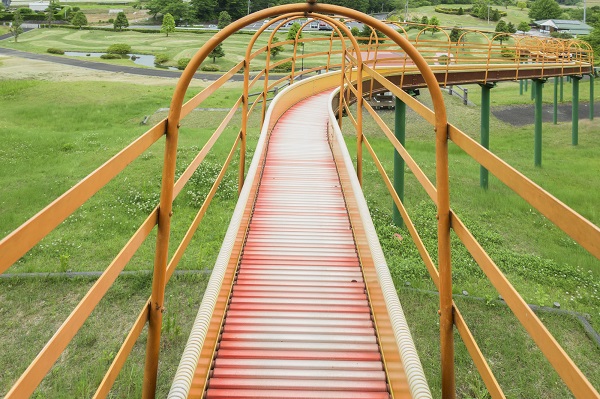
xmin=0 ymin=3 xmax=597 ymax=398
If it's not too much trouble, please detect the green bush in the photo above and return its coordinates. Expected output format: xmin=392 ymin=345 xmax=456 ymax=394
xmin=201 ymin=63 xmax=220 ymax=72
xmin=272 ymin=61 xmax=293 ymax=72
xmin=177 ymin=57 xmax=191 ymax=70
xmin=501 ymin=47 xmax=516 ymax=58
xmin=47 ymin=48 xmax=65 ymax=55
xmin=154 ymin=53 xmax=169 ymax=65
xmin=100 ymin=53 xmax=122 ymax=59
xmin=106 ymin=43 xmax=131 ymax=55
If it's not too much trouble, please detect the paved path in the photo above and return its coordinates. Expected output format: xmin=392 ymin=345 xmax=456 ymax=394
xmin=0 ymin=46 xmax=246 ymax=81
xmin=493 ymin=102 xmax=599 ymax=126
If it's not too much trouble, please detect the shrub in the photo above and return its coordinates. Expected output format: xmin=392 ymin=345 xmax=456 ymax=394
xmin=201 ymin=63 xmax=220 ymax=71
xmin=154 ymin=53 xmax=169 ymax=65
xmin=272 ymin=61 xmax=292 ymax=72
xmin=108 ymin=18 xmax=114 ymax=23
xmin=501 ymin=47 xmax=516 ymax=58
xmin=177 ymin=57 xmax=191 ymax=70
xmin=100 ymin=53 xmax=122 ymax=59
xmin=106 ymin=43 xmax=131 ymax=55
xmin=47 ymin=47 xmax=64 ymax=55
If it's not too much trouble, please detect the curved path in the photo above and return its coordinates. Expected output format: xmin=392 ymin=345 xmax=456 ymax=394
xmin=0 ymin=46 xmax=246 ymax=81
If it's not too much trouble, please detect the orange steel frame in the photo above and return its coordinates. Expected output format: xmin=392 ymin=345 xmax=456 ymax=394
xmin=0 ymin=2 xmax=597 ymax=398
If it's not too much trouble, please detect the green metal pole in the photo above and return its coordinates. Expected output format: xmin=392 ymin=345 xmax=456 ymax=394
xmin=534 ymin=79 xmax=544 ymax=167
xmin=560 ymin=76 xmax=564 ymax=102
xmin=531 ymin=79 xmax=535 ymax=101
xmin=590 ymin=74 xmax=595 ymax=121
xmin=393 ymin=96 xmax=406 ymax=227
xmin=572 ymin=76 xmax=581 ymax=146
xmin=553 ymin=76 xmax=558 ymax=125
xmin=480 ymin=83 xmax=493 ymax=188
xmin=525 ymin=78 xmax=528 ymax=92
xmin=520 ymin=79 xmax=523 ymax=95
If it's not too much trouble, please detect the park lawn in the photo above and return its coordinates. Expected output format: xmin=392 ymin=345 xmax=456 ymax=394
xmin=404 ymin=4 xmax=532 ymax=31
xmin=0 ymin=28 xmax=336 ymax=71
xmin=342 ymin=85 xmax=600 ymax=328
xmin=0 ymin=76 xmax=598 ymax=398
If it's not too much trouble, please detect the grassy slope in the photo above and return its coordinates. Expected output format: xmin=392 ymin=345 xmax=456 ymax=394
xmin=404 ymin=4 xmax=532 ymax=31
xmin=0 ymin=28 xmax=334 ymax=71
xmin=1 ymin=76 xmax=598 ymax=397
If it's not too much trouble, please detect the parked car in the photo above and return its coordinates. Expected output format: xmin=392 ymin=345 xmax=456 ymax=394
xmin=318 ymin=21 xmax=332 ymax=31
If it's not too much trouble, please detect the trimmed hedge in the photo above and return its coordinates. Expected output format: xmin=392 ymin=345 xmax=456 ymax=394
xmin=177 ymin=57 xmax=191 ymax=70
xmin=201 ymin=63 xmax=220 ymax=71
xmin=106 ymin=43 xmax=131 ymax=55
xmin=100 ymin=53 xmax=122 ymax=59
xmin=154 ymin=53 xmax=170 ymax=65
xmin=47 ymin=47 xmax=65 ymax=54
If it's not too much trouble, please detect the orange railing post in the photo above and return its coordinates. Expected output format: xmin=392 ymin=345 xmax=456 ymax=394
xmin=142 ymin=105 xmax=180 ymax=398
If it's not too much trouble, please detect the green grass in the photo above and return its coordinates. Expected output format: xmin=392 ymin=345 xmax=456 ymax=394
xmin=400 ymin=289 xmax=600 ymax=399
xmin=0 ymin=78 xmax=256 ymax=396
xmin=344 ymin=81 xmax=600 ymax=320
xmin=403 ymin=4 xmax=532 ymax=31
xmin=0 ymin=273 xmax=208 ymax=398
xmin=1 ymin=70 xmax=598 ymax=396
xmin=0 ymin=28 xmax=335 ymax=71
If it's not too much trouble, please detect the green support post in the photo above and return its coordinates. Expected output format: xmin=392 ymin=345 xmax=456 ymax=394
xmin=520 ymin=79 xmax=523 ymax=95
xmin=530 ymin=79 xmax=536 ymax=101
xmin=572 ymin=75 xmax=581 ymax=146
xmin=560 ymin=76 xmax=564 ymax=102
xmin=393 ymin=96 xmax=406 ymax=227
xmin=553 ymin=76 xmax=558 ymax=125
xmin=525 ymin=78 xmax=528 ymax=92
xmin=534 ymin=79 xmax=545 ymax=167
xmin=590 ymin=74 xmax=595 ymax=121
xmin=480 ymin=83 xmax=494 ymax=188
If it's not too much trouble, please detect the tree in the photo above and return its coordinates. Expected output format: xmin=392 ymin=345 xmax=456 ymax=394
xmin=350 ymin=26 xmax=360 ymax=36
xmin=114 ymin=11 xmax=129 ymax=31
xmin=45 ymin=0 xmax=60 ymax=28
xmin=517 ymin=21 xmax=531 ymax=32
xmin=429 ymin=16 xmax=440 ymax=35
xmin=217 ymin=11 xmax=231 ymax=29
xmin=420 ymin=15 xmax=428 ymax=25
xmin=192 ymin=0 xmax=216 ymax=21
xmin=517 ymin=1 xmax=526 ymax=10
xmin=161 ymin=13 xmax=176 ymax=36
xmin=270 ymin=36 xmax=283 ymax=58
xmin=10 ymin=9 xmax=23 ymax=43
xmin=287 ymin=22 xmax=303 ymax=41
xmin=495 ymin=19 xmax=509 ymax=43
xmin=71 ymin=11 xmax=88 ymax=29
xmin=582 ymin=22 xmax=600 ymax=60
xmin=450 ymin=27 xmax=462 ymax=42
xmin=528 ymin=0 xmax=562 ymax=20
xmin=162 ymin=0 xmax=193 ymax=25
xmin=208 ymin=42 xmax=225 ymax=63
xmin=146 ymin=0 xmax=166 ymax=19
xmin=507 ymin=21 xmax=516 ymax=33
xmin=458 ymin=7 xmax=464 ymax=15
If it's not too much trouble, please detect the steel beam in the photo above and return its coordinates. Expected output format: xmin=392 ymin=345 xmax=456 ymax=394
xmin=393 ymin=96 xmax=406 ymax=227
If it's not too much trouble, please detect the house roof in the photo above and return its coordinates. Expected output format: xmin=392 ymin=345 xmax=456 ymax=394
xmin=534 ymin=19 xmax=592 ymax=34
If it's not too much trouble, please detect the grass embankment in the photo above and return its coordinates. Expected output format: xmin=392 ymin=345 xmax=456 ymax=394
xmin=0 ymin=78 xmax=263 ymax=397
xmin=0 ymin=28 xmax=335 ymax=71
xmin=0 ymin=76 xmax=598 ymax=397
